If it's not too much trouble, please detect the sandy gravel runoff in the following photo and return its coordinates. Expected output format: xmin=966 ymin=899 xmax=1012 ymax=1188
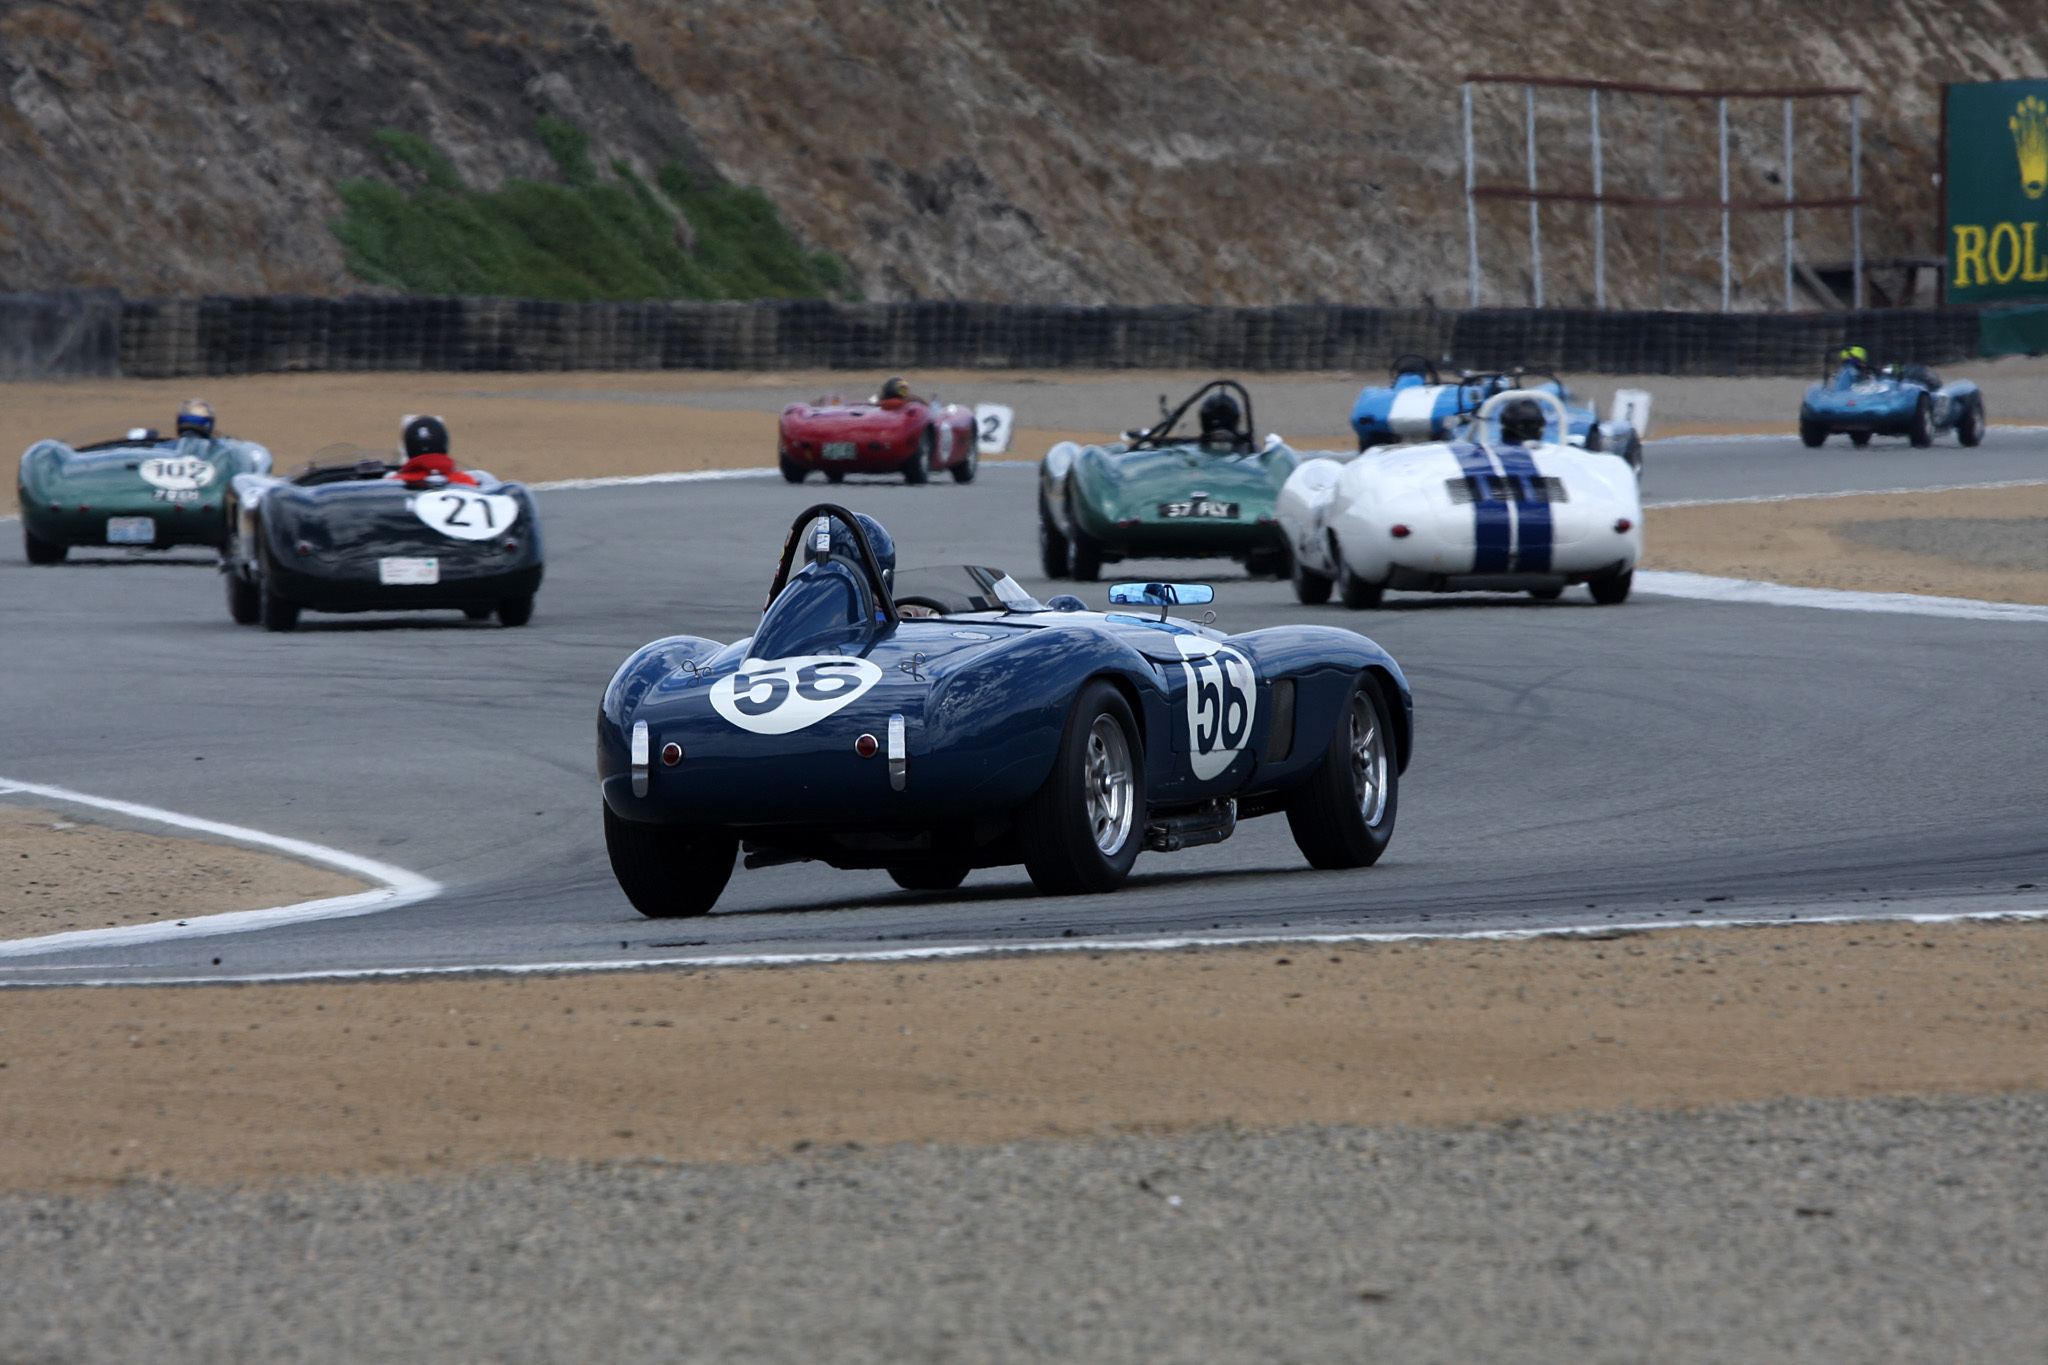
xmin=1645 ymin=482 xmax=2048 ymax=605
xmin=6 ymin=920 xmax=2048 ymax=1193
xmin=0 ymin=805 xmax=367 ymax=940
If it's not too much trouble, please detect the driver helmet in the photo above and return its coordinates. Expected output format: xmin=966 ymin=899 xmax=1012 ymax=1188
xmin=402 ymin=414 xmax=451 ymax=458
xmin=878 ymin=376 xmax=912 ymax=403
xmin=1498 ymin=397 xmax=1547 ymax=445
xmin=816 ymin=511 xmax=896 ymax=592
xmin=1198 ymin=390 xmax=1242 ymax=436
xmin=175 ymin=398 xmax=216 ymax=437
xmin=1841 ymin=346 xmax=1870 ymax=368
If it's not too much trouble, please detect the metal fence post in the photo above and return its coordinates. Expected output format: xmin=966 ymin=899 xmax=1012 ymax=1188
xmin=1851 ymin=93 xmax=1864 ymax=309
xmin=1718 ymin=96 xmax=1731 ymax=312
xmin=1526 ymin=83 xmax=1543 ymax=308
xmin=1783 ymin=98 xmax=1795 ymax=311
xmin=1591 ymin=88 xmax=1605 ymax=308
xmin=1464 ymin=83 xmax=1480 ymax=307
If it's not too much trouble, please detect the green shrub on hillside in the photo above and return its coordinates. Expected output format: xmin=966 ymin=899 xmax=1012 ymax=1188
xmin=332 ymin=121 xmax=851 ymax=302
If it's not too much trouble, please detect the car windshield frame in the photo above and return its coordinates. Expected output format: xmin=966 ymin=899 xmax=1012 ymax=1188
xmin=891 ymin=564 xmax=1043 ymax=616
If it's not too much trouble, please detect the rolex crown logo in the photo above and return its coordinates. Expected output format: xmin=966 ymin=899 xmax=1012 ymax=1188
xmin=2013 ymin=96 xmax=2048 ymax=200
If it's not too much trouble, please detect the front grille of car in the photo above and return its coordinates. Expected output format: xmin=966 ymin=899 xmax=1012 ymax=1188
xmin=1447 ymin=475 xmax=1568 ymax=504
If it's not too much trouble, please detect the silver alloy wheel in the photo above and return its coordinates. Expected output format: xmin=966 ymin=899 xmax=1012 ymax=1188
xmin=1083 ymin=713 xmax=1136 ymax=854
xmin=1349 ymin=693 xmax=1389 ymax=826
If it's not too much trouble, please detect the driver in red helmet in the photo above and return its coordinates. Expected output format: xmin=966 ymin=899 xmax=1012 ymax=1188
xmin=391 ymin=414 xmax=477 ymax=486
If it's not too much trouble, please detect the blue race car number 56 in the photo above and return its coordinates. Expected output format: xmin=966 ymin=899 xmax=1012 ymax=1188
xmin=710 ymin=655 xmax=884 ymax=735
xmin=1173 ymin=639 xmax=1258 ymax=780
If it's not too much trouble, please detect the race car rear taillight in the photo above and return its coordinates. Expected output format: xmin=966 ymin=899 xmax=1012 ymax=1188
xmin=855 ymin=733 xmax=879 ymax=758
xmin=660 ymin=742 xmax=683 ymax=766
xmin=502 ymin=539 xmax=519 ymax=553
xmin=295 ymin=540 xmax=313 ymax=555
xmin=1614 ymin=518 xmax=1633 ymax=533
xmin=1390 ymin=524 xmax=1412 ymax=538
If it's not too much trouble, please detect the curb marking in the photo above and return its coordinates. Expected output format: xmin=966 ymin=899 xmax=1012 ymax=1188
xmin=0 ymin=778 xmax=441 ymax=959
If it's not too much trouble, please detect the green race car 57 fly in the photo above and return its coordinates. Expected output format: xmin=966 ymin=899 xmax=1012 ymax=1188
xmin=1038 ymin=380 xmax=1305 ymax=582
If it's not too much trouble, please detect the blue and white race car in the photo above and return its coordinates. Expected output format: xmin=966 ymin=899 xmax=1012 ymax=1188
xmin=1798 ymin=351 xmax=1985 ymax=449
xmin=1282 ymin=390 xmax=1642 ymax=608
xmin=597 ymin=504 xmax=1412 ymax=915
xmin=1350 ymin=356 xmax=1644 ymax=473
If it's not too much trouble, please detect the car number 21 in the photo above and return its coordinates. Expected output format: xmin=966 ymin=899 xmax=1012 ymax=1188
xmin=412 ymin=490 xmax=521 ymax=542
xmin=1174 ymin=639 xmax=1258 ymax=780
xmin=709 ymin=655 xmax=884 ymax=735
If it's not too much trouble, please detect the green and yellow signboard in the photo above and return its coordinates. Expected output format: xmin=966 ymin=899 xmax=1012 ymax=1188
xmin=1947 ymin=78 xmax=2048 ymax=304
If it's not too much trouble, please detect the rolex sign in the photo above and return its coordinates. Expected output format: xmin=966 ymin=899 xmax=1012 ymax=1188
xmin=1947 ymin=79 xmax=2048 ymax=304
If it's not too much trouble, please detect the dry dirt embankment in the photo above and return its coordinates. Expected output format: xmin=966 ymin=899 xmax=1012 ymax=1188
xmin=2 ymin=0 xmax=2042 ymax=305
xmin=6 ymin=921 xmax=2048 ymax=1191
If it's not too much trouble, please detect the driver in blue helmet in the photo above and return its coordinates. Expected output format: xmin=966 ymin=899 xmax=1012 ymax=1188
xmin=779 ymin=509 xmax=901 ymax=616
xmin=1497 ymin=397 xmax=1547 ymax=446
xmin=174 ymin=398 xmax=216 ymax=439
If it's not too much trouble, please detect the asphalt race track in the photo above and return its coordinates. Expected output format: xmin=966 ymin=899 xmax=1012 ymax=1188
xmin=2 ymin=431 xmax=2044 ymax=985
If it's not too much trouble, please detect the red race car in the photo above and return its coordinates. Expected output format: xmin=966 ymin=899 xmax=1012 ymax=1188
xmin=778 ymin=376 xmax=981 ymax=485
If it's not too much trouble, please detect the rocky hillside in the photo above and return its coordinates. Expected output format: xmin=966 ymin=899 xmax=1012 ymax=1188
xmin=2 ymin=0 xmax=2042 ymax=307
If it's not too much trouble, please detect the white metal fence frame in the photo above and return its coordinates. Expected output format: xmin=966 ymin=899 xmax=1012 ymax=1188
xmin=1462 ymin=75 xmax=1866 ymax=312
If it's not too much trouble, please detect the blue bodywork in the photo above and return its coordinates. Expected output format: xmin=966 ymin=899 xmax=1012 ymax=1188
xmin=1349 ymin=362 xmax=1640 ymax=471
xmin=1799 ymin=362 xmax=1984 ymax=448
xmin=599 ymin=512 xmax=1411 ymax=878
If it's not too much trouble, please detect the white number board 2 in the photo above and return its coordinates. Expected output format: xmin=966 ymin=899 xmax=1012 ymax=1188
xmin=1174 ymin=637 xmax=1258 ymax=780
xmin=412 ymin=490 xmax=520 ymax=541
xmin=709 ymin=655 xmax=884 ymax=735
xmin=974 ymin=403 xmax=1015 ymax=455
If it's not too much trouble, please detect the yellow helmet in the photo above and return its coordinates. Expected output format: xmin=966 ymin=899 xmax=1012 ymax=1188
xmin=1841 ymin=346 xmax=1869 ymax=364
xmin=878 ymin=376 xmax=911 ymax=402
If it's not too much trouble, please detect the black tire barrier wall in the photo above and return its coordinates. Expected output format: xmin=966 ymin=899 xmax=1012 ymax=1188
xmin=92 ymin=295 xmax=1998 ymax=379
xmin=0 ymin=290 xmax=122 ymax=379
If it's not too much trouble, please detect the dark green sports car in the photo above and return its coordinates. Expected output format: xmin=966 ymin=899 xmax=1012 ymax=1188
xmin=1037 ymin=380 xmax=1305 ymax=582
xmin=18 ymin=426 xmax=272 ymax=563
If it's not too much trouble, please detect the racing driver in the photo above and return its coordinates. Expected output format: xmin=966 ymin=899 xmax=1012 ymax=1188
xmin=391 ymin=414 xmax=478 ymax=486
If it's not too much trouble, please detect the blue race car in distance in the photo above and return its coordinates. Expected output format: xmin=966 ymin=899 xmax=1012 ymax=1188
xmin=598 ymin=504 xmax=1412 ymax=916
xmin=1799 ymin=350 xmax=1985 ymax=449
xmin=1350 ymin=356 xmax=1642 ymax=472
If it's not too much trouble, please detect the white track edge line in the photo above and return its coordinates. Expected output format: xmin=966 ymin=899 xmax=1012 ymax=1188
xmin=12 ymin=896 xmax=2048 ymax=987
xmin=0 ymin=778 xmax=441 ymax=959
xmin=1632 ymin=571 xmax=2048 ymax=623
xmin=1646 ymin=476 xmax=2048 ymax=509
xmin=529 ymin=459 xmax=1036 ymax=493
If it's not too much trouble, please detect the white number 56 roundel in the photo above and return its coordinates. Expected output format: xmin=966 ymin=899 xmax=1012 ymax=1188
xmin=1175 ymin=638 xmax=1259 ymax=780
xmin=710 ymin=655 xmax=883 ymax=735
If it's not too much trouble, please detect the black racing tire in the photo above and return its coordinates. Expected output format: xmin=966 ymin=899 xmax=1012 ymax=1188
xmin=497 ymin=595 xmax=534 ymax=627
xmin=1069 ymin=527 xmax=1103 ymax=582
xmin=604 ymin=805 xmax=736 ymax=918
xmin=1244 ymin=544 xmax=1291 ymax=580
xmin=826 ymin=470 xmax=845 ymax=484
xmin=1335 ymin=544 xmax=1382 ymax=609
xmin=1588 ymin=569 xmax=1633 ymax=605
xmin=1849 ymin=431 xmax=1871 ymax=449
xmin=951 ymin=438 xmax=979 ymax=484
xmin=23 ymin=524 xmax=66 ymax=565
xmin=258 ymin=551 xmax=299 ymax=633
xmin=226 ymin=568 xmax=261 ymax=625
xmin=1016 ymin=680 xmax=1144 ymax=896
xmin=779 ymin=456 xmax=809 ymax=484
xmin=1039 ymin=496 xmax=1071 ymax=578
xmin=1292 ymin=554 xmax=1333 ymax=605
xmin=1958 ymin=395 xmax=1986 ymax=448
xmin=463 ymin=605 xmax=494 ymax=621
xmin=1285 ymin=675 xmax=1398 ymax=870
xmin=903 ymin=428 xmax=933 ymax=485
xmin=1799 ymin=420 xmax=1826 ymax=448
xmin=889 ymin=863 xmax=971 ymax=892
xmin=1528 ymin=586 xmax=1564 ymax=601
xmin=1908 ymin=394 xmax=1933 ymax=448
xmin=1622 ymin=432 xmax=1643 ymax=474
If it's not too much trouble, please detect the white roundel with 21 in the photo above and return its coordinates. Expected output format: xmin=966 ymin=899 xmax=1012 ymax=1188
xmin=412 ymin=489 xmax=520 ymax=541
xmin=1174 ymin=637 xmax=1258 ymax=780
xmin=710 ymin=655 xmax=883 ymax=735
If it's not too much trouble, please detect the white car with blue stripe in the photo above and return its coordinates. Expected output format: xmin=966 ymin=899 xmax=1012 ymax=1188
xmin=1280 ymin=391 xmax=1642 ymax=608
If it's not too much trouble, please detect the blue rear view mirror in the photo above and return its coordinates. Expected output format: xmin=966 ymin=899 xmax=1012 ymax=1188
xmin=1109 ymin=581 xmax=1214 ymax=618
